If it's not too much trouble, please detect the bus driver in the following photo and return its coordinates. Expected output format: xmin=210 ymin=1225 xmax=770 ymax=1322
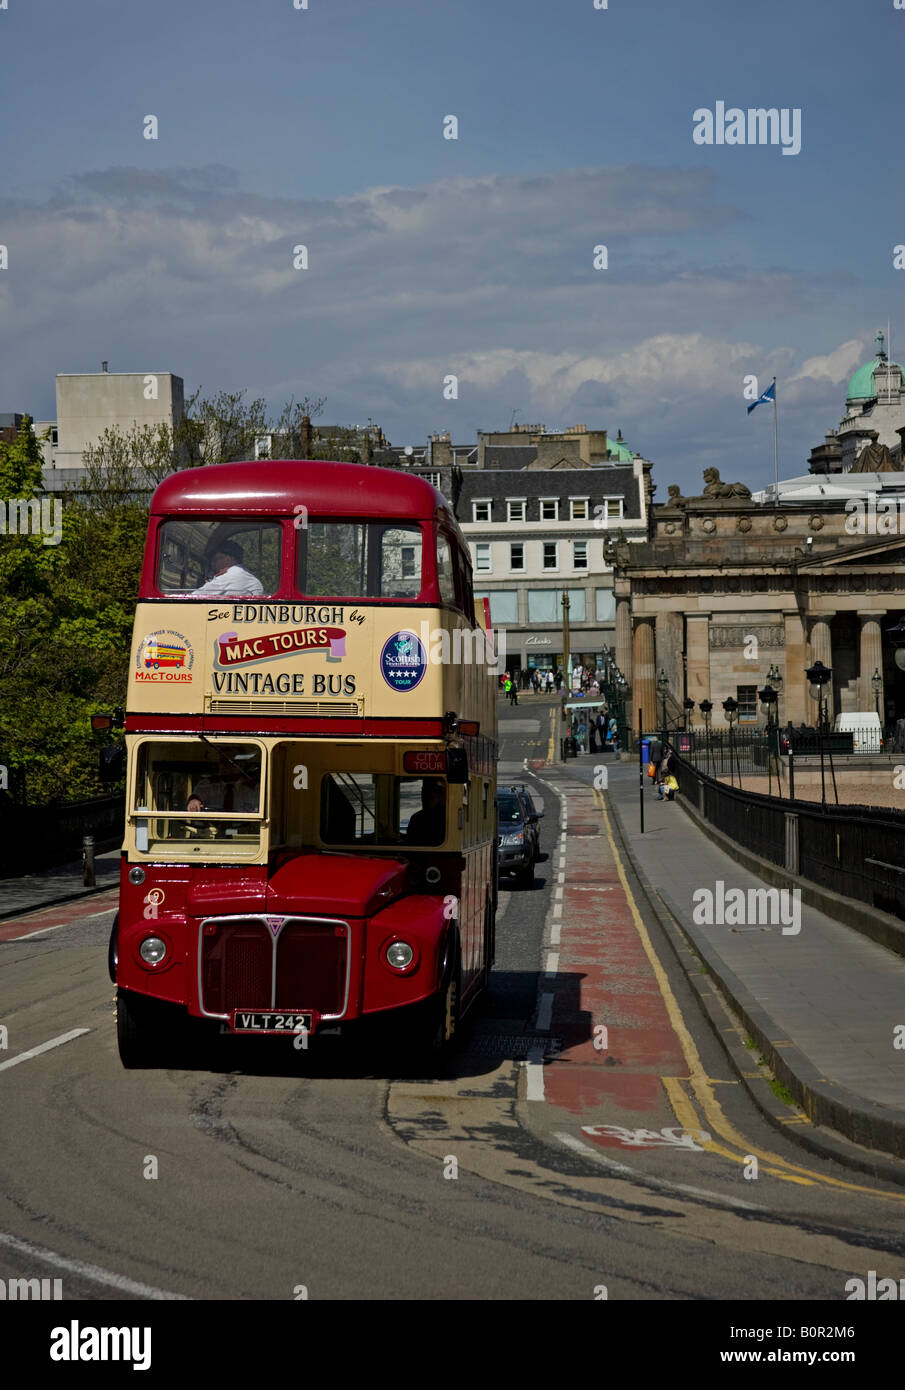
xmin=193 ymin=540 xmax=264 ymax=597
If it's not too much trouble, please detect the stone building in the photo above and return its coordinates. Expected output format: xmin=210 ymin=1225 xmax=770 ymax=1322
xmin=611 ymin=465 xmax=905 ymax=734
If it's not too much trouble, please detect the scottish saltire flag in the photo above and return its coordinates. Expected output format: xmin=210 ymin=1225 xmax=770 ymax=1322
xmin=747 ymin=381 xmax=775 ymax=414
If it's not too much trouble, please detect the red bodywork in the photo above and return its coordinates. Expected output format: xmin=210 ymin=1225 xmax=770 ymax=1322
xmin=120 ymin=460 xmax=492 ymax=1038
xmin=117 ymin=849 xmax=478 ymax=1027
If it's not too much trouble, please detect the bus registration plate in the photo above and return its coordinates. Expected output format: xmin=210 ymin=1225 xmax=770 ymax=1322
xmin=230 ymin=1011 xmax=312 ymax=1034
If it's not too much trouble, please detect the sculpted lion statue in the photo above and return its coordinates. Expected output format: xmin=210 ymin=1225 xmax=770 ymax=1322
xmin=701 ymin=467 xmax=751 ymax=499
xmin=666 ymin=484 xmax=687 ymax=506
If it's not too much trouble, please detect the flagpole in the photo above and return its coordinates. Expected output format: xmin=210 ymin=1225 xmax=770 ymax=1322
xmin=772 ymin=377 xmax=778 ymax=501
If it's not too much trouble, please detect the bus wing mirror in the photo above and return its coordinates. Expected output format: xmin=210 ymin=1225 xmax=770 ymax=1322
xmin=445 ymin=748 xmax=469 ymax=784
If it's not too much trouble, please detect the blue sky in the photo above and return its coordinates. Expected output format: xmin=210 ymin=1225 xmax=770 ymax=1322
xmin=3 ymin=0 xmax=904 ymax=492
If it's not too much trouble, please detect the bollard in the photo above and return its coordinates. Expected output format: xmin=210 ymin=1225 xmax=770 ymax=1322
xmin=82 ymin=834 xmax=95 ymax=887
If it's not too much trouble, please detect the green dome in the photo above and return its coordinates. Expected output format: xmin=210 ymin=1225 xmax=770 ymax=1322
xmin=607 ymin=438 xmax=635 ymax=462
xmin=847 ymin=355 xmax=903 ymax=403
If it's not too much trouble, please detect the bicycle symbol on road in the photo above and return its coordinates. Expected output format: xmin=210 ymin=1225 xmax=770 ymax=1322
xmin=582 ymin=1125 xmax=711 ymax=1151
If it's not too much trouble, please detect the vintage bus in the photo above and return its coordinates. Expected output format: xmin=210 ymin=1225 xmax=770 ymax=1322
xmin=110 ymin=460 xmax=499 ymax=1068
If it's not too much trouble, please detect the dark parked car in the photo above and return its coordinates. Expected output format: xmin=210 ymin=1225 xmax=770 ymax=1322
xmin=496 ymin=788 xmax=534 ymax=888
xmin=508 ymin=783 xmax=543 ymax=861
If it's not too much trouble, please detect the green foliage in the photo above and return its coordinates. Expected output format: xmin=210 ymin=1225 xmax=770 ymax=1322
xmin=0 ymin=389 xmax=349 ymax=807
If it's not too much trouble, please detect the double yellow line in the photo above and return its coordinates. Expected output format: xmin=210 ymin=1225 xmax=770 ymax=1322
xmin=592 ymin=787 xmax=905 ymax=1202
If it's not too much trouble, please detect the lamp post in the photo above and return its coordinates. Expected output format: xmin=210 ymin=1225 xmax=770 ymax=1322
xmin=758 ymin=683 xmax=780 ymax=798
xmin=699 ymin=699 xmax=713 ymax=777
xmin=561 ymin=590 xmax=571 ymax=698
xmin=871 ymin=667 xmax=882 ymax=721
xmin=767 ymin=662 xmax=784 ymax=728
xmin=683 ymin=697 xmax=695 ymax=733
xmin=805 ymin=659 xmax=834 ymax=810
xmin=657 ymin=669 xmax=669 ymax=746
xmin=722 ymin=696 xmax=739 ymax=788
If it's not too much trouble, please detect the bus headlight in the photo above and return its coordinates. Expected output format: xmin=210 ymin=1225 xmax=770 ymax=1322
xmin=386 ymin=941 xmax=414 ymax=970
xmin=139 ymin=937 xmax=167 ymax=966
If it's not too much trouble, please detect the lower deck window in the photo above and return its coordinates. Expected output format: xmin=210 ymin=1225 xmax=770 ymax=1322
xmin=321 ymin=773 xmax=446 ymax=847
xmin=133 ymin=740 xmax=263 ymax=854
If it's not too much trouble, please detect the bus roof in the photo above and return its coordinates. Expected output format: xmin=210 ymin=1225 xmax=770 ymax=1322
xmin=150 ymin=460 xmax=455 ymax=524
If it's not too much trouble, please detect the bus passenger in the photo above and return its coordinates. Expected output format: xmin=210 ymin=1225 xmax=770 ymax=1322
xmin=405 ymin=778 xmax=446 ymax=846
xmin=192 ymin=540 xmax=264 ymax=597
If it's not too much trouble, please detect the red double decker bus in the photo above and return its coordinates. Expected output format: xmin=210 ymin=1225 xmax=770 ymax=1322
xmin=110 ymin=460 xmax=499 ymax=1068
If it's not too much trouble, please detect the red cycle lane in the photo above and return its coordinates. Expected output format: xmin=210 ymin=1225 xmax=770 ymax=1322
xmin=0 ymin=890 xmax=118 ymax=943
xmin=539 ymin=783 xmax=690 ymax=1148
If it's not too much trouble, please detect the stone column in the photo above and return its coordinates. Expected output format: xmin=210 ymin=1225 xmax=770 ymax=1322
xmin=857 ymin=610 xmax=885 ymax=715
xmin=807 ymin=615 xmax=834 ymax=723
xmin=632 ymin=617 xmax=656 ymax=732
xmin=685 ymin=613 xmax=711 ymax=709
xmin=782 ymin=610 xmax=807 ymax=724
xmin=615 ymin=596 xmax=633 ymax=686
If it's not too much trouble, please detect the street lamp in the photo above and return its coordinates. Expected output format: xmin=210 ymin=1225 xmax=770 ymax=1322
xmin=805 ymin=659 xmax=834 ymax=809
xmin=872 ymin=667 xmax=882 ymax=720
xmin=657 ymin=669 xmax=669 ymax=744
xmin=699 ymin=699 xmax=713 ymax=776
xmin=722 ymin=696 xmax=739 ymax=788
xmin=767 ymin=662 xmax=784 ymax=724
xmin=683 ymin=697 xmax=695 ymax=732
xmin=758 ymin=683 xmax=780 ymax=798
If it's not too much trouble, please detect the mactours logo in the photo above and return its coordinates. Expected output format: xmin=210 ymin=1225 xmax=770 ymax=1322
xmin=693 ymin=102 xmax=802 ymax=156
xmin=692 ymin=880 xmax=801 ymax=935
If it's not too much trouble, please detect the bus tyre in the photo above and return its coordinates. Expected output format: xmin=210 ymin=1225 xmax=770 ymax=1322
xmin=422 ymin=930 xmax=461 ymax=1061
xmin=481 ymin=897 xmax=495 ymax=989
xmin=116 ymin=987 xmax=159 ymax=1069
xmin=107 ymin=915 xmax=119 ymax=984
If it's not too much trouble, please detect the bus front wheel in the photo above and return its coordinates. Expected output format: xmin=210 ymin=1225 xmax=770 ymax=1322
xmin=420 ymin=930 xmax=461 ymax=1061
xmin=116 ymin=987 xmax=158 ymax=1069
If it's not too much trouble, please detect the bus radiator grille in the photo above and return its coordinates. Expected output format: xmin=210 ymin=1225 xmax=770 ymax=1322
xmin=276 ymin=922 xmax=347 ymax=1016
xmin=200 ymin=917 xmax=347 ymax=1015
xmin=201 ymin=920 xmax=272 ymax=1014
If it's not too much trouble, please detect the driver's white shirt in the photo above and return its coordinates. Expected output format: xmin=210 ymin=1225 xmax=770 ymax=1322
xmin=193 ymin=565 xmax=264 ymax=597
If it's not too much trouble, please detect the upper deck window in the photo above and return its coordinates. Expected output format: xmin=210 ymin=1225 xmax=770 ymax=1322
xmin=157 ymin=520 xmax=281 ymax=597
xmin=297 ymin=522 xmax=423 ymax=600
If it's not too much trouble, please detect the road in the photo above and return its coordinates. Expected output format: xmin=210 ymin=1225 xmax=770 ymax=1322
xmin=1 ymin=700 xmax=904 ymax=1310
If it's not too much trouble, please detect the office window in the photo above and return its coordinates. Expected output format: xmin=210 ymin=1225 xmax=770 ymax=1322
xmin=509 ymin=542 xmax=525 ymax=571
xmin=572 ymin=541 xmax=588 ymax=570
xmin=566 ymin=588 xmax=586 ymax=622
xmin=602 ymin=497 xmax=623 ymax=520
xmin=540 ymin=498 xmax=559 ymax=521
xmin=737 ymin=686 xmax=758 ymax=722
xmin=424 ymin=471 xmax=441 ymax=488
xmin=472 ymin=500 xmax=491 ymax=523
xmin=475 ymin=590 xmax=518 ymax=624
xmin=595 ymin=588 xmax=616 ymax=622
xmin=51 ymin=427 xmax=59 ymax=446
xmin=527 ymin=588 xmax=585 ymax=623
xmin=507 ymin=499 xmax=526 ymax=522
xmin=474 ymin=542 xmax=491 ymax=573
xmin=542 ymin=542 xmax=558 ymax=570
xmin=570 ymin=498 xmax=589 ymax=520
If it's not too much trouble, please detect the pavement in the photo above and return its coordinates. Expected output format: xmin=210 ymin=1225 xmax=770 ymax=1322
xmin=590 ymin=753 xmax=905 ymax=1175
xmin=0 ymin=850 xmax=120 ymax=921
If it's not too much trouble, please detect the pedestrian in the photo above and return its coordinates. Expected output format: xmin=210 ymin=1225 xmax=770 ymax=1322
xmin=509 ymin=677 xmax=519 ymax=706
xmin=554 ymin=668 xmax=563 ymax=692
xmin=657 ymin=746 xmax=678 ymax=800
